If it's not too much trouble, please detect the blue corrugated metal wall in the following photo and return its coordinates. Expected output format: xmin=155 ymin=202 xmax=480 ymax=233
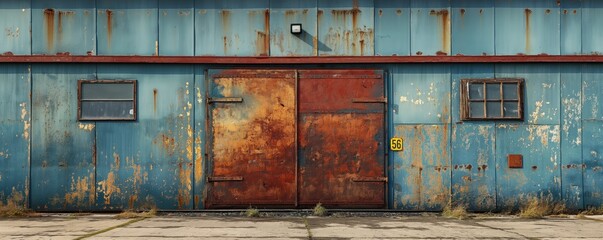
xmin=1 ymin=0 xmax=603 ymax=211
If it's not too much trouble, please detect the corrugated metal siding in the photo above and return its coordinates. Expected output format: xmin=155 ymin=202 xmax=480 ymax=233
xmin=2 ymin=0 xmax=603 ymax=212
xmin=0 ymin=64 xmax=30 ymax=208
xmin=32 ymin=0 xmax=96 ymax=55
xmin=2 ymin=0 xmax=603 ymax=56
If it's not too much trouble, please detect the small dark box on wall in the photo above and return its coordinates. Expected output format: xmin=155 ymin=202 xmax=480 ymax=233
xmin=508 ymin=154 xmax=523 ymax=168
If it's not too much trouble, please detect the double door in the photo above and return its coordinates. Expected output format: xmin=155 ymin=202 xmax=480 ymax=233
xmin=206 ymin=69 xmax=386 ymax=208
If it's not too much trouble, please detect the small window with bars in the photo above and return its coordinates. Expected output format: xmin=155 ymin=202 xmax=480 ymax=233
xmin=461 ymin=78 xmax=524 ymax=121
xmin=78 ymin=80 xmax=137 ymax=121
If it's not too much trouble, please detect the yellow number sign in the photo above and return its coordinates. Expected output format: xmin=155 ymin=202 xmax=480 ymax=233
xmin=390 ymin=137 xmax=403 ymax=151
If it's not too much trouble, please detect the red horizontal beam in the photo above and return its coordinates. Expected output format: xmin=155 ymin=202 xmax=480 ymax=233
xmin=1 ymin=55 xmax=603 ymax=64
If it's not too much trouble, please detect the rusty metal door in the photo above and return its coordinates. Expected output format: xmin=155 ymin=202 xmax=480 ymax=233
xmin=206 ymin=70 xmax=297 ymax=208
xmin=298 ymin=70 xmax=387 ymax=208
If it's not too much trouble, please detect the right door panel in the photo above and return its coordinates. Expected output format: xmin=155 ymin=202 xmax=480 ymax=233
xmin=298 ymin=70 xmax=386 ymax=208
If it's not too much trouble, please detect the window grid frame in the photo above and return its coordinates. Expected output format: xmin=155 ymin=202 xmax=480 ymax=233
xmin=77 ymin=79 xmax=138 ymax=121
xmin=461 ymin=78 xmax=524 ymax=121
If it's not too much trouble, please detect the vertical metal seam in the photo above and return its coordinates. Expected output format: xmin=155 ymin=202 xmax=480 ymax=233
xmin=204 ymin=68 xmax=211 ymax=208
xmin=315 ymin=0 xmax=319 ymax=56
xmin=384 ymin=69 xmax=391 ymax=209
xmin=580 ymin=63 xmax=585 ymax=209
xmin=193 ymin=0 xmax=196 ymax=56
xmin=95 ymin=0 xmax=98 ymax=56
xmin=387 ymin=67 xmax=394 ymax=209
xmin=493 ymin=63 xmax=499 ymax=211
xmin=29 ymin=0 xmax=32 ymax=55
xmin=27 ymin=63 xmax=32 ymax=208
xmin=448 ymin=65 xmax=452 ymax=208
xmin=156 ymin=0 xmax=159 ymax=56
xmin=294 ymin=69 xmax=299 ymax=208
xmin=191 ymin=65 xmax=196 ymax=209
xmin=558 ymin=65 xmax=563 ymax=204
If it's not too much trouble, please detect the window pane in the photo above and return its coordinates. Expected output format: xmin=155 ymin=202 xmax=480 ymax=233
xmin=486 ymin=83 xmax=501 ymax=100
xmin=503 ymin=83 xmax=518 ymax=100
xmin=486 ymin=102 xmax=501 ymax=117
xmin=469 ymin=102 xmax=485 ymax=118
xmin=504 ymin=101 xmax=519 ymax=117
xmin=469 ymin=83 xmax=484 ymax=100
xmin=81 ymin=83 xmax=134 ymax=100
xmin=81 ymin=101 xmax=134 ymax=119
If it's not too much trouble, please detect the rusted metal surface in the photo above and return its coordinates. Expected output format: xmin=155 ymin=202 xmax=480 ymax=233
xmin=6 ymin=55 xmax=603 ymax=64
xmin=495 ymin=124 xmax=561 ymax=210
xmin=318 ymin=0 xmax=374 ymax=56
xmin=298 ymin=70 xmax=386 ymax=208
xmin=32 ymin=0 xmax=95 ymax=55
xmin=393 ymin=125 xmax=451 ymax=211
xmin=94 ymin=65 xmax=195 ymax=210
xmin=270 ymin=0 xmax=318 ymax=56
xmin=0 ymin=64 xmax=30 ymax=208
xmin=582 ymin=64 xmax=603 ymax=208
xmin=410 ymin=0 xmax=450 ymax=56
xmin=560 ymin=65 xmax=583 ymax=209
xmin=494 ymin=0 xmax=560 ymax=55
xmin=195 ymin=0 xmax=270 ymax=56
xmin=31 ymin=64 xmax=97 ymax=211
xmin=97 ymin=0 xmax=158 ymax=56
xmin=508 ymin=154 xmax=524 ymax=168
xmin=206 ymin=69 xmax=296 ymax=208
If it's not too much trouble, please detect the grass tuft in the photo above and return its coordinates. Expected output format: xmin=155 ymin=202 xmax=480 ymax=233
xmin=442 ymin=204 xmax=469 ymax=220
xmin=579 ymin=206 xmax=603 ymax=216
xmin=0 ymin=192 xmax=38 ymax=218
xmin=245 ymin=207 xmax=260 ymax=218
xmin=519 ymin=197 xmax=566 ymax=219
xmin=313 ymin=203 xmax=328 ymax=217
xmin=115 ymin=208 xmax=157 ymax=219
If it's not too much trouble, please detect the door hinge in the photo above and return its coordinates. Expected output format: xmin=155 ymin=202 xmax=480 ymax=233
xmin=208 ymin=97 xmax=244 ymax=104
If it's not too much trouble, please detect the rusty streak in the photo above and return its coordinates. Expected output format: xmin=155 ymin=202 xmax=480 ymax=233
xmin=44 ymin=9 xmax=55 ymax=50
xmin=106 ymin=10 xmax=113 ymax=48
xmin=153 ymin=88 xmax=157 ymax=113
xmin=525 ymin=9 xmax=532 ymax=54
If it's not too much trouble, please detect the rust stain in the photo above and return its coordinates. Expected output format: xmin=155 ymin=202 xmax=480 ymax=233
xmin=98 ymin=172 xmax=120 ymax=205
xmin=460 ymin=9 xmax=465 ymax=16
xmin=378 ymin=9 xmax=383 ymax=17
xmin=2 ymin=52 xmax=13 ymax=56
xmin=312 ymin=36 xmax=318 ymax=56
xmin=178 ymin=162 xmax=192 ymax=209
xmin=106 ymin=10 xmax=113 ymax=48
xmin=416 ymin=51 xmax=423 ymax=55
xmin=396 ymin=9 xmax=402 ymax=15
xmin=113 ymin=152 xmax=121 ymax=170
xmin=153 ymin=88 xmax=157 ymax=114
xmin=64 ymin=173 xmax=94 ymax=206
xmin=44 ymin=9 xmax=55 ymax=50
xmin=545 ymin=9 xmax=551 ymax=14
xmin=129 ymin=195 xmax=138 ymax=209
xmin=221 ymin=10 xmax=231 ymax=54
xmin=525 ymin=9 xmax=532 ymax=54
xmin=430 ymin=10 xmax=450 ymax=55
xmin=78 ymin=123 xmax=95 ymax=131
xmin=563 ymin=9 xmax=568 ymax=15
xmin=20 ymin=103 xmax=29 ymax=141
xmin=208 ymin=71 xmax=297 ymax=207
xmin=194 ymin=136 xmax=203 ymax=185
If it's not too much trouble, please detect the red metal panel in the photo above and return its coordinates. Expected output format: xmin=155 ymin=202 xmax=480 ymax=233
xmin=207 ymin=69 xmax=296 ymax=208
xmin=298 ymin=69 xmax=386 ymax=208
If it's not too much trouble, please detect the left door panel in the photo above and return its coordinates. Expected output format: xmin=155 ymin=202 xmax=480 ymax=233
xmin=206 ymin=70 xmax=297 ymax=208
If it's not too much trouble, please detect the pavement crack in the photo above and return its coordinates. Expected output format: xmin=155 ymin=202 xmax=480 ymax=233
xmin=304 ymin=217 xmax=313 ymax=240
xmin=74 ymin=218 xmax=146 ymax=240
xmin=473 ymin=221 xmax=539 ymax=240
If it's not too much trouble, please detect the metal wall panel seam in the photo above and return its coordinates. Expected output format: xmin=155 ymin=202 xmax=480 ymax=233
xmin=580 ymin=63 xmax=585 ymax=209
xmin=27 ymin=63 xmax=32 ymax=208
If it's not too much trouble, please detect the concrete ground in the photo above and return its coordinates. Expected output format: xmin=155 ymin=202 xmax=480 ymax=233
xmin=1 ymin=213 xmax=603 ymax=239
